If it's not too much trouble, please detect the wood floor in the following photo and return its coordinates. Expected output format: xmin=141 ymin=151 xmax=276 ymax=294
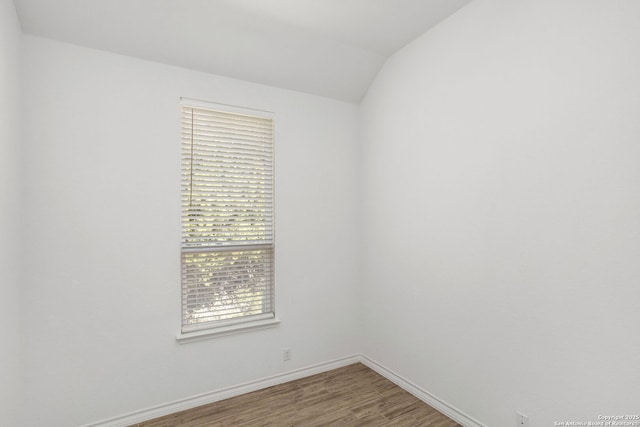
xmin=133 ymin=363 xmax=461 ymax=427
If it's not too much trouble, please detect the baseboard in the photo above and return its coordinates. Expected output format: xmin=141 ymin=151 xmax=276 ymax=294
xmin=83 ymin=353 xmax=486 ymax=427
xmin=359 ymin=355 xmax=487 ymax=427
xmin=81 ymin=354 xmax=361 ymax=427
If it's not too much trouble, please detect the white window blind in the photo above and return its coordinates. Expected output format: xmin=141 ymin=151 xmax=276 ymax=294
xmin=180 ymin=99 xmax=274 ymax=333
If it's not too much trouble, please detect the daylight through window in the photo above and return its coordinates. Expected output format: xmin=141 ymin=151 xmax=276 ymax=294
xmin=180 ymin=99 xmax=275 ymax=333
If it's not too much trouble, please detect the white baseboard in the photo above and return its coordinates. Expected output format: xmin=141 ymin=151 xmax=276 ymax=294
xmin=359 ymin=355 xmax=487 ymax=427
xmin=81 ymin=355 xmax=361 ymax=427
xmin=83 ymin=353 xmax=486 ymax=427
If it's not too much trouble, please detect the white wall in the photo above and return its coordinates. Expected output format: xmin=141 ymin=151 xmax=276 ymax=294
xmin=0 ymin=0 xmax=22 ymax=424
xmin=18 ymin=1 xmax=640 ymax=425
xmin=360 ymin=0 xmax=640 ymax=426
xmin=21 ymin=36 xmax=360 ymax=427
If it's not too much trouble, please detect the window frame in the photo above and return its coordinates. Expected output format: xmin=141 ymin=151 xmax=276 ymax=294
xmin=176 ymin=98 xmax=279 ymax=343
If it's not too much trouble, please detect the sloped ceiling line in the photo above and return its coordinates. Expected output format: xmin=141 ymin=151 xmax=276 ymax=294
xmin=14 ymin=0 xmax=471 ymax=102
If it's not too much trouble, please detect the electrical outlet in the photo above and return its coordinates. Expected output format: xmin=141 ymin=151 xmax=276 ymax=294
xmin=283 ymin=348 xmax=291 ymax=361
xmin=517 ymin=412 xmax=529 ymax=427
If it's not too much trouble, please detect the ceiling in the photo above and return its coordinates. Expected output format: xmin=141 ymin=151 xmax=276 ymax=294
xmin=14 ymin=0 xmax=471 ymax=102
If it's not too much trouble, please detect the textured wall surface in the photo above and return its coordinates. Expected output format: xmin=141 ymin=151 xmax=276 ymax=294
xmin=0 ymin=0 xmax=23 ymax=424
xmin=21 ymin=36 xmax=361 ymax=427
xmin=360 ymin=1 xmax=640 ymax=425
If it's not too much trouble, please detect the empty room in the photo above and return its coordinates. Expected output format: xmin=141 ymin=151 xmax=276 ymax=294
xmin=1 ymin=0 xmax=639 ymax=426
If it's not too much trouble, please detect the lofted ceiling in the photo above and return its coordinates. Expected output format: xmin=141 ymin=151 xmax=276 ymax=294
xmin=13 ymin=0 xmax=471 ymax=102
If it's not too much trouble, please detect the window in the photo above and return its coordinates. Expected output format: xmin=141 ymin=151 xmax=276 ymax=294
xmin=179 ymin=99 xmax=275 ymax=339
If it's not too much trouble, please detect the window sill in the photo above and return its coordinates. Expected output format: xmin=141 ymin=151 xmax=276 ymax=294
xmin=176 ymin=318 xmax=281 ymax=344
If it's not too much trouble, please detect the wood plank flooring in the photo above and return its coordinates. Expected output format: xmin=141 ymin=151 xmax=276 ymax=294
xmin=133 ymin=363 xmax=460 ymax=426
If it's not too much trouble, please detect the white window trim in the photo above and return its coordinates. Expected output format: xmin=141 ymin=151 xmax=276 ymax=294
xmin=176 ymin=317 xmax=280 ymax=344
xmin=177 ymin=97 xmax=277 ymax=342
